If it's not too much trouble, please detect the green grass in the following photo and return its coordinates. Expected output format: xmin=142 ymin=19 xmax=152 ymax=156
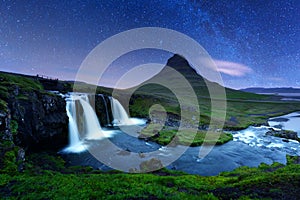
xmin=0 ymin=153 xmax=299 ymax=199
xmin=0 ymin=72 xmax=43 ymax=92
xmin=224 ymin=100 xmax=300 ymax=129
xmin=10 ymin=120 xmax=18 ymax=136
xmin=139 ymin=125 xmax=233 ymax=146
xmin=0 ymin=72 xmax=44 ymax=111
xmin=0 ymin=99 xmax=7 ymax=111
xmin=129 ymin=91 xmax=300 ymax=130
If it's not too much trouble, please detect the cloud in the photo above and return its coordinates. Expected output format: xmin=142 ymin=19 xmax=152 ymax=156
xmin=213 ymin=60 xmax=253 ymax=77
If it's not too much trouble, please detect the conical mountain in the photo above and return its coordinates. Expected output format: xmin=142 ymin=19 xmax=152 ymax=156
xmin=155 ymin=54 xmax=264 ymax=100
xmin=135 ymin=54 xmax=215 ymax=99
xmin=123 ymin=54 xmax=271 ymax=123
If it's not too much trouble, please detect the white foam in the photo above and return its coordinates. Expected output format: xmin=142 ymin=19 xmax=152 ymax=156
xmin=62 ymin=143 xmax=87 ymax=153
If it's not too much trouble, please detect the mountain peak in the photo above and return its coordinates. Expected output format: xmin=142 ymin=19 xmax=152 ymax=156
xmin=166 ymin=54 xmax=198 ymax=75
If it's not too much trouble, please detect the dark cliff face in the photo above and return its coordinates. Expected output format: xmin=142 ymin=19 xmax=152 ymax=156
xmin=95 ymin=94 xmax=113 ymax=127
xmin=0 ymin=72 xmax=69 ymax=173
xmin=0 ymin=72 xmax=69 ymax=152
xmin=0 ymin=110 xmax=12 ymax=142
xmin=8 ymin=89 xmax=68 ymax=151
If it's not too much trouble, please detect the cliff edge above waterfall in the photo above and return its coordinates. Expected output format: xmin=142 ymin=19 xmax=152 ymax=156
xmin=0 ymin=72 xmax=68 ymax=172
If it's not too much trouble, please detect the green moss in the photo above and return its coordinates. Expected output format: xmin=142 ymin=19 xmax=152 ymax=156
xmin=25 ymin=152 xmax=66 ymax=173
xmin=286 ymin=155 xmax=300 ymax=165
xmin=0 ymin=99 xmax=7 ymax=111
xmin=0 ymin=174 xmax=11 ymax=187
xmin=0 ymin=161 xmax=299 ymax=199
xmin=0 ymin=85 xmax=9 ymax=99
xmin=10 ymin=120 xmax=18 ymax=135
xmin=0 ymin=140 xmax=14 ymax=148
xmin=16 ymin=94 xmax=29 ymax=101
xmin=0 ymin=147 xmax=19 ymax=174
xmin=140 ymin=127 xmax=233 ymax=146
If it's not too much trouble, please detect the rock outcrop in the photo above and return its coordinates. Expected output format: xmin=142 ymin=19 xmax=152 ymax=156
xmin=0 ymin=73 xmax=69 ymax=151
xmin=266 ymin=128 xmax=300 ymax=142
xmin=0 ymin=72 xmax=69 ymax=173
xmin=9 ymin=91 xmax=68 ymax=151
xmin=95 ymin=94 xmax=113 ymax=127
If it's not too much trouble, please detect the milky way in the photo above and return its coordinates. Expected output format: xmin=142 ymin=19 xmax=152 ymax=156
xmin=0 ymin=0 xmax=299 ymax=89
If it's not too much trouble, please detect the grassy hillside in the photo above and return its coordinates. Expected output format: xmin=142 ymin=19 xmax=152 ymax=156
xmin=124 ymin=55 xmax=300 ymax=130
xmin=0 ymin=72 xmax=45 ymax=111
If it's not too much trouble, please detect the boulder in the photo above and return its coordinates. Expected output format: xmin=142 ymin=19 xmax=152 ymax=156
xmin=266 ymin=128 xmax=300 ymax=142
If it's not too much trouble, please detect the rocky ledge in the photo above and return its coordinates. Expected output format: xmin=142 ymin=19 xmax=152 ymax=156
xmin=266 ymin=128 xmax=300 ymax=143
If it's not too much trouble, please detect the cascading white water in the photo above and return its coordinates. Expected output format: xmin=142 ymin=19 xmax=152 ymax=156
xmin=63 ymin=96 xmax=87 ymax=153
xmin=111 ymin=98 xmax=132 ymax=125
xmin=63 ymin=93 xmax=115 ymax=153
xmin=66 ymin=101 xmax=81 ymax=145
xmin=111 ymin=97 xmax=146 ymax=126
xmin=79 ymin=97 xmax=107 ymax=140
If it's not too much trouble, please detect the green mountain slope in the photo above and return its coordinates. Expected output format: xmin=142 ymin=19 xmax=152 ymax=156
xmin=126 ymin=54 xmax=300 ymax=129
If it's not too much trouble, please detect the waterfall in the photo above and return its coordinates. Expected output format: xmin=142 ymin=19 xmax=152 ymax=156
xmin=111 ymin=98 xmax=132 ymax=125
xmin=66 ymin=101 xmax=81 ymax=146
xmin=63 ymin=93 xmax=114 ymax=153
xmin=111 ymin=97 xmax=146 ymax=126
xmin=63 ymin=95 xmax=86 ymax=153
xmin=79 ymin=97 xmax=107 ymax=140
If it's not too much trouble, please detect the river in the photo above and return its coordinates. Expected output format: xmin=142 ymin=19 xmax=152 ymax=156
xmin=61 ymin=111 xmax=300 ymax=176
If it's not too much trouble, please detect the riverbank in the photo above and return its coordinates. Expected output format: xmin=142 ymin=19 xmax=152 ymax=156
xmin=1 ymin=153 xmax=299 ymax=199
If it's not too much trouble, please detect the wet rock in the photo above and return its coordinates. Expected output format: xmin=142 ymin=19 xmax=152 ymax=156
xmin=0 ymin=110 xmax=12 ymax=142
xmin=95 ymin=94 xmax=113 ymax=127
xmin=117 ymin=150 xmax=131 ymax=156
xmin=269 ymin=117 xmax=289 ymax=122
xmin=8 ymin=91 xmax=68 ymax=151
xmin=16 ymin=148 xmax=25 ymax=172
xmin=282 ymin=139 xmax=289 ymax=143
xmin=266 ymin=128 xmax=300 ymax=142
xmin=140 ymin=158 xmax=163 ymax=172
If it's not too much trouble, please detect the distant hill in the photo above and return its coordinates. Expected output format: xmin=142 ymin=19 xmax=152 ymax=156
xmin=241 ymin=87 xmax=300 ymax=94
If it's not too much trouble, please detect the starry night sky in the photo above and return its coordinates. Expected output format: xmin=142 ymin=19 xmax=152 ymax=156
xmin=0 ymin=0 xmax=299 ymax=89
